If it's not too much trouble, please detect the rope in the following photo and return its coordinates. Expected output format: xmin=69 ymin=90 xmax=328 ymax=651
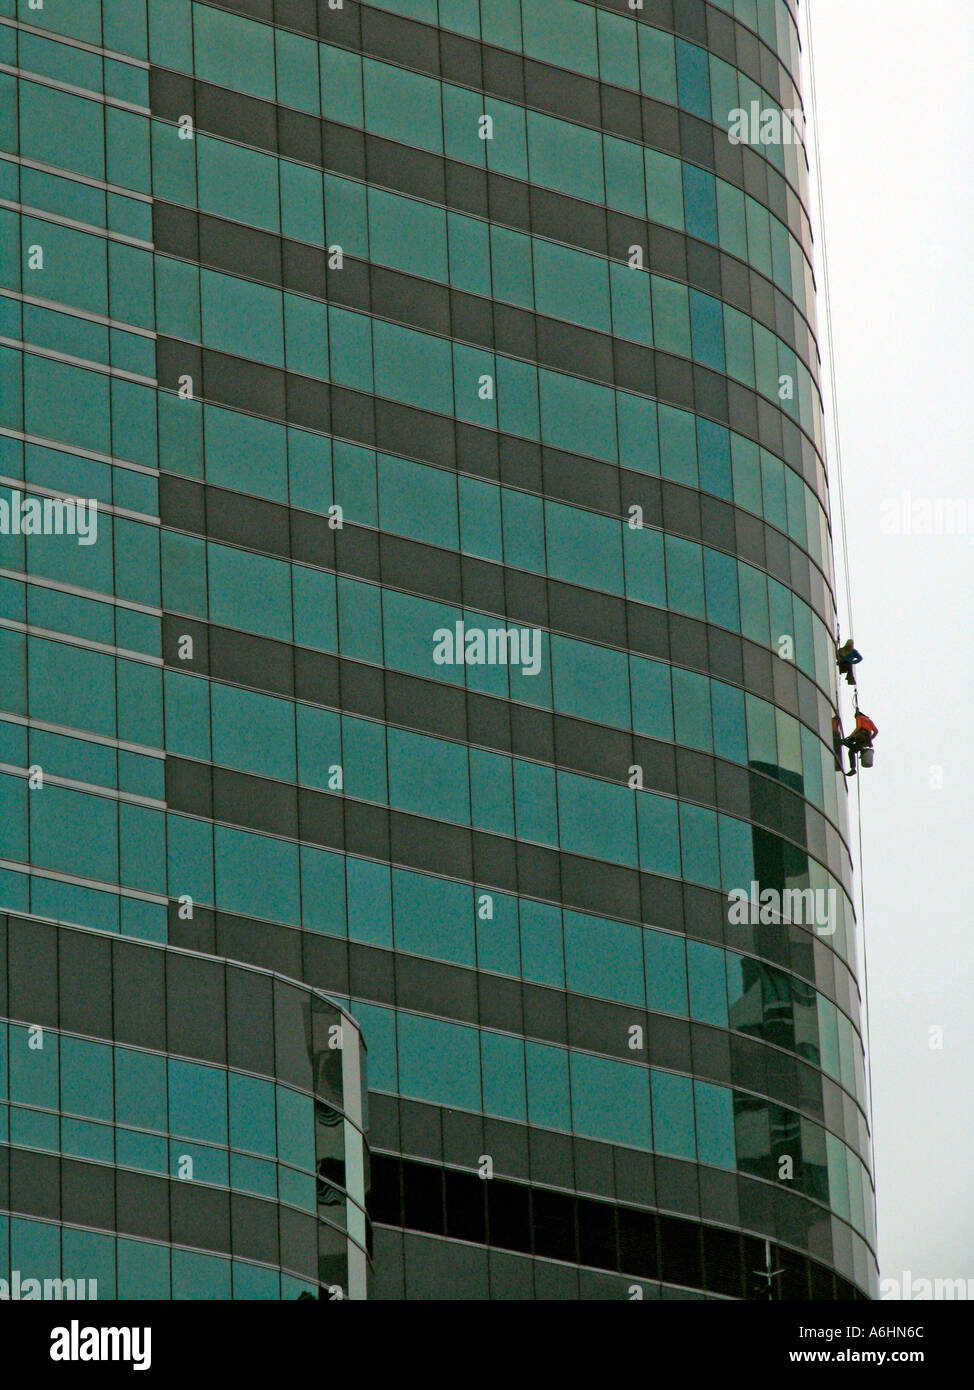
xmin=805 ymin=1 xmax=855 ymax=640
xmin=804 ymin=1 xmax=877 ymax=1156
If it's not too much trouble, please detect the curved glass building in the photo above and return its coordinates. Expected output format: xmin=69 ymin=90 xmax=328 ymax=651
xmin=0 ymin=0 xmax=876 ymax=1299
xmin=0 ymin=914 xmax=370 ymax=1298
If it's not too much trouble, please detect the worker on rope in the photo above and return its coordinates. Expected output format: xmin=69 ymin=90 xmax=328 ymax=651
xmin=836 ymin=637 xmax=863 ymax=686
xmin=842 ymin=708 xmax=878 ymax=776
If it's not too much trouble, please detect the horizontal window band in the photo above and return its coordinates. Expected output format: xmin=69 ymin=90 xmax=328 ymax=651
xmin=0 ymin=197 xmax=154 ymax=251
xmin=150 ymin=0 xmax=812 ymax=239
xmin=0 ymin=60 xmax=150 ymax=116
xmin=0 ymin=858 xmax=167 ymax=907
xmin=0 ymin=908 xmax=364 ymax=1076
xmin=0 ymin=760 xmax=164 ymax=811
xmin=0 ymin=710 xmax=164 ymax=761
xmin=156 ymin=465 xmax=836 ymax=646
xmin=145 ymin=79 xmax=819 ymax=371
xmin=201 ymin=0 xmax=806 ymax=140
xmin=158 ymin=610 xmax=849 ymax=867
xmin=0 ymin=425 xmax=160 ymax=476
xmin=0 ymin=1141 xmax=332 ymax=1277
xmin=151 ymin=198 xmax=821 ymax=406
xmin=0 ymin=614 xmax=163 ymax=667
xmin=159 ymin=756 xmax=852 ymax=970
xmin=165 ymin=902 xmax=869 ymax=1128
xmin=162 ymin=734 xmax=817 ymax=880
xmin=153 ymin=337 xmax=829 ymax=550
xmin=0 ymin=15 xmax=151 ymax=70
xmin=0 ymin=335 xmax=155 ymax=388
xmin=0 ymin=151 xmax=155 ymax=205
xmin=366 ymin=1150 xmax=869 ymax=1299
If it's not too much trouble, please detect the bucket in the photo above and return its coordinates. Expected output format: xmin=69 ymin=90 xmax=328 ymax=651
xmin=860 ymin=747 xmax=874 ymax=768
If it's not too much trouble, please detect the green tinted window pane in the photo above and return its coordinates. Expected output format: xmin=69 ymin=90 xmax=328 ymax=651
xmin=694 ymin=1080 xmax=736 ymax=1168
xmin=637 ymin=792 xmax=681 ymax=878
xmin=687 ymin=941 xmax=728 ymax=1026
xmin=565 ymin=910 xmax=643 ymax=1007
xmin=204 ymin=405 xmax=287 ymax=503
xmin=214 ymin=825 xmax=300 ymax=926
xmin=320 ymin=44 xmax=363 ymax=125
xmin=519 ymin=899 xmax=564 ymax=988
xmin=571 ymin=1053 xmax=652 ymax=1148
xmin=551 ymin=635 xmax=629 ymax=729
xmin=639 ymin=26 xmax=677 ymax=102
xmin=651 ymin=1069 xmax=695 ymax=1160
xmin=545 ymin=502 xmax=622 ymax=594
xmin=599 ymin=8 xmax=639 ymax=87
xmin=369 ymin=189 xmax=448 ymax=281
xmin=172 ymin=1248 xmax=232 ymax=1299
xmin=59 ymin=1035 xmax=113 ymax=1122
xmin=387 ymin=726 xmax=469 ymax=825
xmin=115 ymin=1047 xmax=167 ymax=1131
xmin=558 ymin=770 xmax=636 ymax=866
xmin=523 ymin=0 xmax=597 ymax=77
xmin=644 ymin=929 xmax=688 ymax=1015
xmin=363 ymin=58 xmax=441 ymax=152
xmin=168 ymin=1059 xmax=227 ymax=1145
xmin=392 ymin=868 xmax=474 ymax=967
xmin=276 ymin=30 xmax=319 ymax=113
xmin=373 ymin=322 xmax=453 ymax=414
xmin=228 ymin=1071 xmax=276 ymax=1157
xmin=525 ymin=1041 xmax=570 ymax=1130
xmin=197 ymin=135 xmax=278 ymax=232
xmin=348 ymin=856 xmax=393 ymax=948
xmin=19 ymin=82 xmax=104 ymax=181
xmin=276 ymin=1085 xmax=315 ymax=1171
xmin=665 ymin=535 xmax=705 ymax=618
xmin=281 ymin=162 xmax=325 ymax=245
xmin=527 ymin=110 xmax=603 ymax=203
xmin=470 ymin=748 xmax=514 ymax=838
xmin=378 ymin=454 xmax=457 ymax=548
xmin=645 ymin=149 xmax=683 ymax=229
xmin=630 ymin=656 xmax=672 ymax=740
xmin=624 ymin=527 xmax=666 ymax=607
xmin=651 ymin=277 xmax=690 ymax=354
xmin=712 ymin=682 xmax=747 ymax=764
xmin=481 ymin=1030 xmax=526 ymax=1122
xmin=534 ymin=240 xmax=609 ymax=332
xmin=538 ymin=370 xmax=616 ymax=462
xmin=672 ymin=668 xmax=712 ymax=752
xmin=233 ymin=1260 xmax=280 ymax=1299
xmin=398 ymin=1013 xmax=480 ymax=1110
xmin=475 ymin=888 xmax=519 ymax=974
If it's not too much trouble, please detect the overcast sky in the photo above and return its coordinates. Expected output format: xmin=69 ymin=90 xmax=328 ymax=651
xmin=805 ymin=0 xmax=974 ymax=1290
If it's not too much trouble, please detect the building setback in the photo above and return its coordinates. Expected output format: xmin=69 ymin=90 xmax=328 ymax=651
xmin=0 ymin=0 xmax=876 ymax=1299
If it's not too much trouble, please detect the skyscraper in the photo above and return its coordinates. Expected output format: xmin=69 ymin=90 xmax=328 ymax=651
xmin=0 ymin=0 xmax=877 ymax=1300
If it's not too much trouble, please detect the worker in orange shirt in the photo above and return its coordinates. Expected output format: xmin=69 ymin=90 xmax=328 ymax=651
xmin=842 ymin=710 xmax=878 ymax=776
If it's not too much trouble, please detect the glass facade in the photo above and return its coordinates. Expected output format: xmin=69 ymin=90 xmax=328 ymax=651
xmin=0 ymin=914 xmax=370 ymax=1298
xmin=0 ymin=0 xmax=876 ymax=1298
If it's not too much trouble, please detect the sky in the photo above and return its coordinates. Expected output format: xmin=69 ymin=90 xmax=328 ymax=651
xmin=803 ymin=0 xmax=974 ymax=1290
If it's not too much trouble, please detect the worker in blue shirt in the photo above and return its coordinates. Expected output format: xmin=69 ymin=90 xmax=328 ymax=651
xmin=836 ymin=638 xmax=863 ymax=687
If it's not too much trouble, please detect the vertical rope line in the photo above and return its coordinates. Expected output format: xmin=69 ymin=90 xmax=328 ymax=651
xmin=804 ymin=2 xmax=877 ymax=1172
xmin=805 ymin=0 xmax=855 ymax=637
